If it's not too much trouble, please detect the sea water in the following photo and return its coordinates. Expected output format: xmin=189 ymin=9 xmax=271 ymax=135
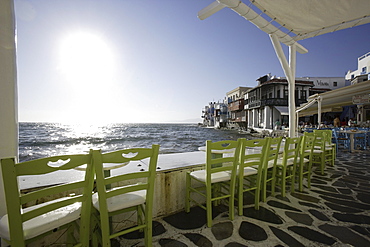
xmin=19 ymin=122 xmax=251 ymax=162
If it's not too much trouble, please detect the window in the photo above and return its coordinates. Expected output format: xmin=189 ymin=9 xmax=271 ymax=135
xmin=277 ymin=90 xmax=280 ymax=98
xmin=333 ymin=81 xmax=337 ymax=87
xmin=269 ymin=93 xmax=272 ymax=98
xmin=362 ymin=67 xmax=367 ymax=75
xmin=301 ymin=90 xmax=307 ymax=99
xmin=284 ymin=89 xmax=288 ymax=99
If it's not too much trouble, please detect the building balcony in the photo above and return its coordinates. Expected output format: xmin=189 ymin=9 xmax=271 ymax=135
xmin=228 ymin=99 xmax=244 ymax=111
xmin=246 ymin=98 xmax=307 ymax=109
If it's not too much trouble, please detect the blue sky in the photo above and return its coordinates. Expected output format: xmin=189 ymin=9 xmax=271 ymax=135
xmin=15 ymin=0 xmax=370 ymax=124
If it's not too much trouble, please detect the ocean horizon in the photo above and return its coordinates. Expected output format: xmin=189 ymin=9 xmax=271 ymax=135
xmin=19 ymin=122 xmax=250 ymax=162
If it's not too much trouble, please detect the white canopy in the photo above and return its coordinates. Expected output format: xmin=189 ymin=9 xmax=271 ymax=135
xmin=252 ymin=0 xmax=370 ymax=41
xmin=297 ymin=81 xmax=370 ymax=117
xmin=198 ymin=0 xmax=370 ymax=137
xmin=275 ymin=106 xmax=289 ymax=116
xmin=200 ymin=0 xmax=370 ymax=49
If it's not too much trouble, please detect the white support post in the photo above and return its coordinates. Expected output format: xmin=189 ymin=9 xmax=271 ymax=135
xmin=270 ymin=34 xmax=297 ymax=137
xmin=0 ymin=0 xmax=18 ymax=220
xmin=317 ymin=96 xmax=322 ymax=126
xmin=357 ymin=105 xmax=363 ymax=124
xmin=288 ymin=45 xmax=296 ymax=136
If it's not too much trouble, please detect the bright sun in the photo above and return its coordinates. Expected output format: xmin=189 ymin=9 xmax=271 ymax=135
xmin=58 ymin=31 xmax=114 ymax=84
xmin=58 ymin=31 xmax=117 ymax=123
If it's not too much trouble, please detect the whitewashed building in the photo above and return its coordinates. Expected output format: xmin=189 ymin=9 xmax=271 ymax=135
xmin=345 ymin=52 xmax=370 ymax=84
xmin=202 ymin=74 xmax=349 ymax=130
xmin=226 ymin=87 xmax=251 ymax=129
xmin=201 ymin=101 xmax=228 ymax=128
xmin=244 ymin=74 xmax=314 ymax=130
xmin=299 ymin=76 xmax=348 ymax=94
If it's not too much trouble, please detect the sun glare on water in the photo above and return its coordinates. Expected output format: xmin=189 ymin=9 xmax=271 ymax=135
xmin=58 ymin=31 xmax=117 ymax=123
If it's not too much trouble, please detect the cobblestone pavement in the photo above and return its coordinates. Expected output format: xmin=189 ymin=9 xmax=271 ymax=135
xmin=117 ymin=150 xmax=370 ymax=247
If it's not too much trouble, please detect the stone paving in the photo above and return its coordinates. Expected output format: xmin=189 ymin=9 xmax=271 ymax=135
xmin=117 ymin=150 xmax=370 ymax=247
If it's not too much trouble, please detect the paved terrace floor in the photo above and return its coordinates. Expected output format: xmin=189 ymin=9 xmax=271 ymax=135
xmin=116 ymin=149 xmax=370 ymax=247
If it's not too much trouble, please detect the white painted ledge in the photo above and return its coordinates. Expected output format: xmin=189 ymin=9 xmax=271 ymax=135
xmin=19 ymin=151 xmax=205 ymax=190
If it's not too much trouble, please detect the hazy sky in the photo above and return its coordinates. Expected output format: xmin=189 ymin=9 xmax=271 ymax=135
xmin=15 ymin=0 xmax=370 ymax=124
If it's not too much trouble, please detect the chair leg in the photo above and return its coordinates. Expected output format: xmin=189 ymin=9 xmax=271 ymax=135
xmin=90 ymin=207 xmax=101 ymax=247
xmin=213 ymin=184 xmax=221 ymax=206
xmin=307 ymin=160 xmax=313 ymax=189
xmin=229 ymin=189 xmax=235 ymax=221
xmin=238 ymin=181 xmax=243 ymax=216
xmin=254 ymin=183 xmax=260 ymax=210
xmin=291 ymin=165 xmax=296 ymax=194
xmin=206 ymin=191 xmax=212 ymax=227
xmin=185 ymin=173 xmax=191 ymax=213
xmin=333 ymin=144 xmax=336 ymax=163
xmin=100 ymin=212 xmax=111 ymax=247
xmin=261 ymin=170 xmax=268 ymax=202
xmin=298 ymin=162 xmax=304 ymax=192
xmin=137 ymin=205 xmax=142 ymax=228
xmin=66 ymin=224 xmax=76 ymax=247
xmin=270 ymin=166 xmax=277 ymax=198
xmin=320 ymin=153 xmax=325 ymax=175
xmin=144 ymin=206 xmax=153 ymax=247
xmin=271 ymin=168 xmax=277 ymax=198
xmin=281 ymin=167 xmax=287 ymax=197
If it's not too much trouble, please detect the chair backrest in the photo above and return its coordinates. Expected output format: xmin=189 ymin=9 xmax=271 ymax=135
xmin=300 ymin=134 xmax=316 ymax=158
xmin=265 ymin=137 xmax=283 ymax=168
xmin=314 ymin=129 xmax=333 ymax=144
xmin=239 ymin=138 xmax=270 ymax=177
xmin=0 ymin=152 xmax=94 ymax=246
xmin=205 ymin=139 xmax=242 ymax=185
xmin=281 ymin=136 xmax=302 ymax=165
xmin=92 ymin=144 xmax=160 ymax=228
xmin=312 ymin=130 xmax=328 ymax=149
xmin=305 ymin=131 xmax=325 ymax=150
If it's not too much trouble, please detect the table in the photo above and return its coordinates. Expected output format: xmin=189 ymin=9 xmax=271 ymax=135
xmin=75 ymin=162 xmax=129 ymax=171
xmin=75 ymin=162 xmax=129 ymax=191
xmin=198 ymin=144 xmax=284 ymax=156
xmin=198 ymin=146 xmax=264 ymax=158
xmin=339 ymin=130 xmax=367 ymax=152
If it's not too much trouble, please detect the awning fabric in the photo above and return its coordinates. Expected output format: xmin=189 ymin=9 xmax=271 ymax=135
xmin=253 ymin=0 xmax=370 ymax=41
xmin=296 ymin=81 xmax=370 ymax=117
xmin=274 ymin=106 xmax=289 ymax=116
xmin=200 ymin=0 xmax=370 ymax=52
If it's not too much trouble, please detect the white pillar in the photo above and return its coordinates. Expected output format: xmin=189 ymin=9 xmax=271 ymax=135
xmin=288 ymin=45 xmax=296 ymax=136
xmin=270 ymin=34 xmax=297 ymax=137
xmin=357 ymin=105 xmax=364 ymax=124
xmin=317 ymin=97 xmax=322 ymax=126
xmin=0 ymin=0 xmax=18 ymax=218
xmin=253 ymin=109 xmax=257 ymax=128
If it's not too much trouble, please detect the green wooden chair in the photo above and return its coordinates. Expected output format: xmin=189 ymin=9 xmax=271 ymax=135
xmin=297 ymin=134 xmax=316 ymax=192
xmin=314 ymin=129 xmax=336 ymax=165
xmin=273 ymin=136 xmax=302 ymax=197
xmin=262 ymin=136 xmax=283 ymax=201
xmin=185 ymin=139 xmax=242 ymax=227
xmin=0 ymin=152 xmax=94 ymax=247
xmin=91 ymin=144 xmax=160 ymax=247
xmin=236 ymin=138 xmax=270 ymax=215
xmin=305 ymin=131 xmax=332 ymax=174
